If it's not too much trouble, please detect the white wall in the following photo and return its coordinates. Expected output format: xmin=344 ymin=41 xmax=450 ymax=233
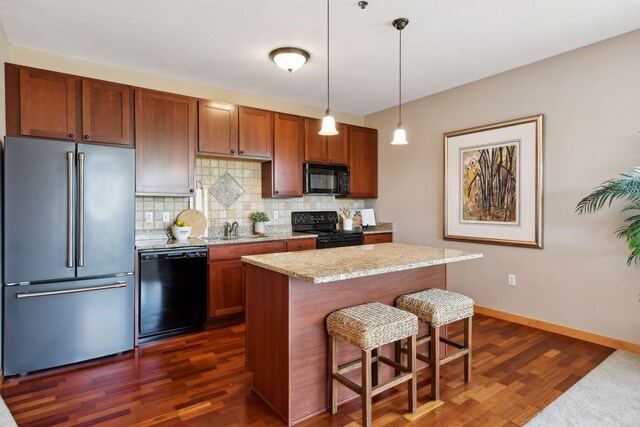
xmin=0 ymin=21 xmax=9 ymax=138
xmin=365 ymin=30 xmax=640 ymax=344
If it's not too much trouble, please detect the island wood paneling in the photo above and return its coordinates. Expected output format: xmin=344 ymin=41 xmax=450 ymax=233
xmin=244 ymin=263 xmax=446 ymax=425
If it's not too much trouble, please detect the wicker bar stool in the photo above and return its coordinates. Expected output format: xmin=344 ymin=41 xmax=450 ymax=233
xmin=395 ymin=289 xmax=474 ymax=400
xmin=326 ymin=302 xmax=419 ymax=427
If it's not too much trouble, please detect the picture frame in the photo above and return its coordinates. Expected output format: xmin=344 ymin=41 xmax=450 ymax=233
xmin=444 ymin=115 xmax=543 ymax=248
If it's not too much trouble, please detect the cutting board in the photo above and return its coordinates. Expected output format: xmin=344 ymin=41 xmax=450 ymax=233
xmin=177 ymin=209 xmax=207 ymax=237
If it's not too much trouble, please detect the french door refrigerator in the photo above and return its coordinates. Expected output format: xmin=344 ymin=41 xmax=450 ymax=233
xmin=3 ymin=136 xmax=135 ymax=375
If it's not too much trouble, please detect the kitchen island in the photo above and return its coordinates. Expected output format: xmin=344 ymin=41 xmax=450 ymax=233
xmin=242 ymin=243 xmax=482 ymax=425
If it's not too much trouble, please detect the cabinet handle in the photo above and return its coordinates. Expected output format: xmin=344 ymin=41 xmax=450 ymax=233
xmin=230 ymin=149 xmax=235 ymax=154
xmin=83 ymin=134 xmax=90 ymax=140
xmin=239 ymin=150 xmax=244 ymax=154
xmin=68 ymin=133 xmax=75 ymax=139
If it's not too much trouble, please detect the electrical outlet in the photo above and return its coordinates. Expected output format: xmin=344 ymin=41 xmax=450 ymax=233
xmin=273 ymin=210 xmax=279 ymax=220
xmin=508 ymin=274 xmax=516 ymax=286
xmin=162 ymin=212 xmax=171 ymax=222
xmin=145 ymin=212 xmax=153 ymax=223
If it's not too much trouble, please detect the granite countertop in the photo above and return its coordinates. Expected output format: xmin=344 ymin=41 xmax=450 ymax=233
xmin=135 ymin=232 xmax=314 ymax=250
xmin=242 ymin=243 xmax=482 ymax=284
xmin=360 ymin=222 xmax=393 ymax=235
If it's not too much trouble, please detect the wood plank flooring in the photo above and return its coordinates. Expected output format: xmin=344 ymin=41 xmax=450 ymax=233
xmin=1 ymin=314 xmax=614 ymax=426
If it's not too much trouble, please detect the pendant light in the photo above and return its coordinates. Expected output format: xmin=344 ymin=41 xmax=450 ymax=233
xmin=391 ymin=18 xmax=409 ymax=145
xmin=319 ymin=0 xmax=338 ymax=136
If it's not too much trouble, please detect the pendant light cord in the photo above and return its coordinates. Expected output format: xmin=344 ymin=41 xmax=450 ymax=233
xmin=398 ymin=26 xmax=402 ymax=125
xmin=327 ymin=0 xmax=330 ymax=112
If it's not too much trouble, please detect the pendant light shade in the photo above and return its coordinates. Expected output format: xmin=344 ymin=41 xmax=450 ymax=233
xmin=391 ymin=125 xmax=408 ymax=145
xmin=270 ymin=47 xmax=310 ymax=73
xmin=319 ymin=0 xmax=339 ymax=136
xmin=391 ymin=18 xmax=409 ymax=145
xmin=319 ymin=110 xmax=338 ymax=135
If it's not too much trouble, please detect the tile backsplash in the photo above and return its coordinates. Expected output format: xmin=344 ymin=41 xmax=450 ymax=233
xmin=135 ymin=157 xmax=364 ymax=233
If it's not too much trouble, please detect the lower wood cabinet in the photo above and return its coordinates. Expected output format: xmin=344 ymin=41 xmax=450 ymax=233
xmin=207 ymin=240 xmax=286 ymax=320
xmin=363 ymin=233 xmax=393 ymax=244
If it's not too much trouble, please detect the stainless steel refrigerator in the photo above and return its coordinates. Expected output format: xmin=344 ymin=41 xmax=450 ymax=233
xmin=2 ymin=136 xmax=135 ymax=375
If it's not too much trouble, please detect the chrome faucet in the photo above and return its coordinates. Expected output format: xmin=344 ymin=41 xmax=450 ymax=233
xmin=231 ymin=221 xmax=239 ymax=237
xmin=223 ymin=222 xmax=231 ymax=238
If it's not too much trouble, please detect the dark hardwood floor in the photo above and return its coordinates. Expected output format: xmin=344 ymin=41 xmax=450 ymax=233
xmin=1 ymin=314 xmax=614 ymax=426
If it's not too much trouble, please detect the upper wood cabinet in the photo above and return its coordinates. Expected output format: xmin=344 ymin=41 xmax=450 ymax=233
xmin=239 ymin=106 xmax=273 ymax=159
xmin=347 ymin=125 xmax=378 ymax=198
xmin=304 ymin=118 xmax=348 ymax=165
xmin=262 ymin=113 xmax=304 ymax=198
xmin=198 ymin=101 xmax=239 ymax=156
xmin=17 ymin=67 xmax=77 ymax=141
xmin=6 ymin=64 xmax=132 ymax=146
xmin=81 ymin=80 xmax=132 ymax=145
xmin=135 ymin=89 xmax=197 ymax=195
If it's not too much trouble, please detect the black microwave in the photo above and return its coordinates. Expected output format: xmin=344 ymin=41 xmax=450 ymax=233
xmin=303 ymin=163 xmax=350 ymax=195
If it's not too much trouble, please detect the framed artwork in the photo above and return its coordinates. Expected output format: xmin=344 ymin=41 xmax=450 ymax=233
xmin=444 ymin=115 xmax=543 ymax=248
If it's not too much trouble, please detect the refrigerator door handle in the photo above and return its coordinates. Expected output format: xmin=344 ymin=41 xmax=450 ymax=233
xmin=78 ymin=152 xmax=85 ymax=267
xmin=66 ymin=151 xmax=74 ymax=268
xmin=15 ymin=281 xmax=127 ymax=299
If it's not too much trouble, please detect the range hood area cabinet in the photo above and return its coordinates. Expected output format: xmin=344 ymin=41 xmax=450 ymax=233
xmin=5 ymin=64 xmax=133 ymax=147
xmin=304 ymin=118 xmax=348 ymax=165
xmin=262 ymin=113 xmax=304 ymax=198
xmin=134 ymin=89 xmax=197 ymax=196
xmin=198 ymin=103 xmax=273 ymax=160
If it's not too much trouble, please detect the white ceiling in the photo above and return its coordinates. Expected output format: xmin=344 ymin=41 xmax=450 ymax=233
xmin=1 ymin=0 xmax=640 ymax=116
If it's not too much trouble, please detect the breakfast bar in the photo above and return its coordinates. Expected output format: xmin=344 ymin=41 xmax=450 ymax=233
xmin=242 ymin=243 xmax=483 ymax=425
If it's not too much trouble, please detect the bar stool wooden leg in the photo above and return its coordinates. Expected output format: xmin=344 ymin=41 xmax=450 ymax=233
xmin=407 ymin=334 xmax=417 ymax=412
xmin=372 ymin=346 xmax=382 ymax=386
xmin=329 ymin=335 xmax=338 ymax=414
xmin=429 ymin=325 xmax=440 ymax=401
xmin=362 ymin=349 xmax=373 ymax=427
xmin=464 ymin=316 xmax=472 ymax=383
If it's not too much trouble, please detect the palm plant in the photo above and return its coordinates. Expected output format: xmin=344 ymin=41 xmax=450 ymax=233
xmin=576 ymin=167 xmax=640 ymax=266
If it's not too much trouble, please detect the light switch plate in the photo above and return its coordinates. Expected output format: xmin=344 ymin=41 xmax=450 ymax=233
xmin=162 ymin=212 xmax=171 ymax=222
xmin=145 ymin=212 xmax=153 ymax=223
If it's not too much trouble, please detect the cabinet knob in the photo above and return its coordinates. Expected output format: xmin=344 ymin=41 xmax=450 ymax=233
xmin=239 ymin=150 xmax=244 ymax=154
xmin=274 ymin=190 xmax=279 ymax=195
xmin=230 ymin=149 xmax=235 ymax=154
xmin=68 ymin=133 xmax=75 ymax=139
xmin=190 ymin=189 xmax=195 ymax=193
xmin=83 ymin=134 xmax=90 ymax=140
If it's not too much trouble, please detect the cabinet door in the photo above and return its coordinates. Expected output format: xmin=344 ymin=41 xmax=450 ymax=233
xmin=208 ymin=259 xmax=244 ymax=319
xmin=81 ymin=80 xmax=132 ymax=146
xmin=198 ymin=101 xmax=238 ymax=156
xmin=348 ymin=126 xmax=378 ymax=198
xmin=19 ymin=67 xmax=77 ymax=140
xmin=326 ymin=123 xmax=348 ymax=165
xmin=239 ymin=106 xmax=273 ymax=158
xmin=304 ymin=118 xmax=326 ymax=163
xmin=272 ymin=113 xmax=304 ymax=197
xmin=135 ymin=89 xmax=197 ymax=195
xmin=363 ymin=233 xmax=393 ymax=244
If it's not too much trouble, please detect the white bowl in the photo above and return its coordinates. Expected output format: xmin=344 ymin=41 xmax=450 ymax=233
xmin=171 ymin=225 xmax=192 ymax=241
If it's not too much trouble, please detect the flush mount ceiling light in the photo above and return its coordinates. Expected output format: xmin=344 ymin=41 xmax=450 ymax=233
xmin=319 ymin=0 xmax=339 ymax=136
xmin=391 ymin=18 xmax=409 ymax=145
xmin=269 ymin=47 xmax=310 ymax=73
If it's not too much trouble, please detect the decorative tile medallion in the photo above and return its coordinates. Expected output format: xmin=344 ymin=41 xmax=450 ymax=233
xmin=209 ymin=172 xmax=244 ymax=209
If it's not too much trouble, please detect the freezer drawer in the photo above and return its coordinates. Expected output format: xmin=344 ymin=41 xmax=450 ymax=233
xmin=3 ymin=276 xmax=134 ymax=375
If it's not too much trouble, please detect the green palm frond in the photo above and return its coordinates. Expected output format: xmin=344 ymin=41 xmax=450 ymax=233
xmin=577 ymin=167 xmax=640 ymax=267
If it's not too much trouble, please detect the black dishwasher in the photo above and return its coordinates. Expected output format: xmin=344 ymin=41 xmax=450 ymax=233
xmin=139 ymin=247 xmax=207 ymax=342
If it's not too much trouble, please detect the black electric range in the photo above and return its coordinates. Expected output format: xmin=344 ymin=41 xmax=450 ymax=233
xmin=292 ymin=211 xmax=364 ymax=249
